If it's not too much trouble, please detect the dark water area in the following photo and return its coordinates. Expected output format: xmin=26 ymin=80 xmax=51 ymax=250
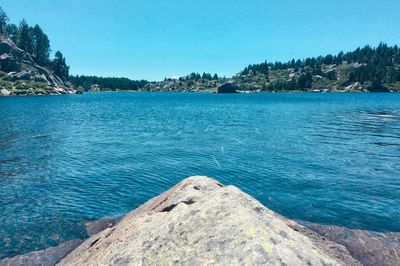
xmin=0 ymin=92 xmax=399 ymax=259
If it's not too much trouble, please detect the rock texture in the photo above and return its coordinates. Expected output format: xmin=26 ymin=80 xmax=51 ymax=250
xmin=299 ymin=222 xmax=400 ymax=266
xmin=58 ymin=176 xmax=360 ymax=266
xmin=0 ymin=36 xmax=75 ymax=96
xmin=85 ymin=217 xmax=121 ymax=237
xmin=0 ymin=240 xmax=82 ymax=266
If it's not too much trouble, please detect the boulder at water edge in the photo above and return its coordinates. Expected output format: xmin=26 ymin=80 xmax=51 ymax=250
xmin=58 ymin=176 xmax=361 ymax=266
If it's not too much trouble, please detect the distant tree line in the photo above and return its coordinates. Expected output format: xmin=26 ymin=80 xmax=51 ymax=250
xmin=69 ymin=75 xmax=148 ymax=91
xmin=0 ymin=6 xmax=69 ymax=80
xmin=178 ymin=72 xmax=219 ymax=81
xmin=242 ymin=61 xmax=269 ymax=76
xmin=243 ymin=43 xmax=400 ymax=89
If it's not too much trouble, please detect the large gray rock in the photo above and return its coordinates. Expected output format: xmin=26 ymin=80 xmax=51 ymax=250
xmin=0 ymin=88 xmax=11 ymax=96
xmin=58 ymin=176 xmax=360 ymax=266
xmin=7 ymin=71 xmax=34 ymax=81
xmin=217 ymin=82 xmax=239 ymax=93
xmin=0 ymin=37 xmax=35 ymax=73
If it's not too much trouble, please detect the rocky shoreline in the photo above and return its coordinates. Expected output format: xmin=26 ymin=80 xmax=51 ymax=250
xmin=0 ymin=89 xmax=80 ymax=96
xmin=1 ymin=176 xmax=399 ymax=266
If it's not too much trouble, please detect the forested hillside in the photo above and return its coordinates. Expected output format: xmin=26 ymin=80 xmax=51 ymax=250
xmin=236 ymin=43 xmax=400 ymax=92
xmin=0 ymin=6 xmax=75 ymax=95
xmin=143 ymin=72 xmax=227 ymax=92
xmin=0 ymin=7 xmax=69 ymax=80
xmin=69 ymin=75 xmax=148 ymax=91
xmin=136 ymin=44 xmax=400 ymax=93
xmin=0 ymin=6 xmax=146 ymax=94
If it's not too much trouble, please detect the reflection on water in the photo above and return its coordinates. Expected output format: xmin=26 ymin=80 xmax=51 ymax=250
xmin=0 ymin=92 xmax=400 ymax=258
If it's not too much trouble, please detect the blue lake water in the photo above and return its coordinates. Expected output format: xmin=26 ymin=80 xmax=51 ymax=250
xmin=1 ymin=92 xmax=400 ymax=258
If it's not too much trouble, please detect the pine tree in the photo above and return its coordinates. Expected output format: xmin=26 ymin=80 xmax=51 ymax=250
xmin=323 ymin=54 xmax=334 ymax=65
xmin=17 ymin=19 xmax=34 ymax=54
xmin=52 ymin=51 xmax=69 ymax=80
xmin=32 ymin=25 xmax=51 ymax=66
xmin=5 ymin=24 xmax=18 ymax=43
xmin=0 ymin=6 xmax=8 ymax=34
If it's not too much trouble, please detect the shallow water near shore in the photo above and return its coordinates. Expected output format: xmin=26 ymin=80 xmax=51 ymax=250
xmin=1 ymin=92 xmax=400 ymax=259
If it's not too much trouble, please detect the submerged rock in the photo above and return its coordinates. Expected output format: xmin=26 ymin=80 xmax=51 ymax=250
xmin=0 ymin=240 xmax=82 ymax=266
xmin=57 ymin=176 xmax=359 ymax=266
xmin=299 ymin=221 xmax=400 ymax=266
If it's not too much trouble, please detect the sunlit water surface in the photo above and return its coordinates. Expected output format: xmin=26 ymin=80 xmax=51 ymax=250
xmin=1 ymin=92 xmax=400 ymax=258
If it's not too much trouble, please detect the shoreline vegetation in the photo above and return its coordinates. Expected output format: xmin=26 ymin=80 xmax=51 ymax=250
xmin=1 ymin=177 xmax=399 ymax=265
xmin=1 ymin=6 xmax=400 ymax=96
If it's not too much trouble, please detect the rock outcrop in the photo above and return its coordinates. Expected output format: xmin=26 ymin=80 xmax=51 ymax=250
xmin=0 ymin=240 xmax=82 ymax=266
xmin=299 ymin=221 xmax=400 ymax=266
xmin=58 ymin=176 xmax=361 ymax=266
xmin=0 ymin=36 xmax=76 ymax=96
xmin=217 ymin=82 xmax=239 ymax=93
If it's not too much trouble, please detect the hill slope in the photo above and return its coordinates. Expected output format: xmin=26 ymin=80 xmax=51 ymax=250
xmin=144 ymin=43 xmax=400 ymax=93
xmin=233 ymin=62 xmax=374 ymax=92
xmin=235 ymin=43 xmax=400 ymax=92
xmin=0 ymin=36 xmax=76 ymax=96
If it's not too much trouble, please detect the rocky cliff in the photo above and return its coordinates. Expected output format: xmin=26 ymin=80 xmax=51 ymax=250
xmin=0 ymin=36 xmax=76 ymax=96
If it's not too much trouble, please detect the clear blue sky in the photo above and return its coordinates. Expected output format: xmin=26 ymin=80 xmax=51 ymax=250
xmin=2 ymin=0 xmax=400 ymax=81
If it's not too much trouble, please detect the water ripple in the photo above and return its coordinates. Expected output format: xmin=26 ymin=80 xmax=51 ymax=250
xmin=0 ymin=92 xmax=400 ymax=259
